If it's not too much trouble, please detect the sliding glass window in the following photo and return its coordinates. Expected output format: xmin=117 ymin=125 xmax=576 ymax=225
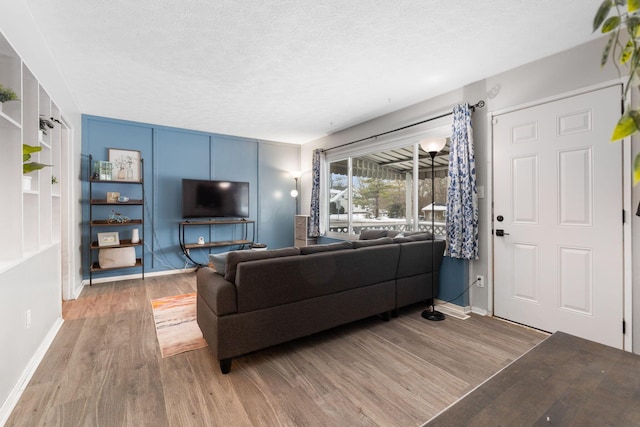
xmin=325 ymin=132 xmax=450 ymax=239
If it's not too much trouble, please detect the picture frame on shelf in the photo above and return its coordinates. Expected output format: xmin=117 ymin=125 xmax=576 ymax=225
xmin=106 ymin=191 xmax=120 ymax=202
xmin=97 ymin=231 xmax=120 ymax=247
xmin=108 ymin=148 xmax=141 ymax=182
xmin=96 ymin=160 xmax=112 ymax=181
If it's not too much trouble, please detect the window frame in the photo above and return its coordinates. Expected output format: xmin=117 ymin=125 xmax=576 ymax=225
xmin=322 ymin=122 xmax=451 ymax=240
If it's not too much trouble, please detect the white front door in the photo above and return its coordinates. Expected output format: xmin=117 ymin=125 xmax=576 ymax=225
xmin=493 ymin=85 xmax=624 ymax=349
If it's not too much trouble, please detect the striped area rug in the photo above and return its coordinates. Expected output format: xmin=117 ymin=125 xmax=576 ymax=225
xmin=151 ymin=292 xmax=207 ymax=358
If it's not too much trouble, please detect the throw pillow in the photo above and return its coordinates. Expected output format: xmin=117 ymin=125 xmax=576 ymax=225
xmin=299 ymin=241 xmax=353 ymax=254
xmin=359 ymin=229 xmax=387 ymax=240
xmin=403 ymin=231 xmax=434 ymax=240
xmin=386 ymin=230 xmax=402 ymax=238
xmin=352 ymin=237 xmax=393 ymax=248
xmin=208 ymin=251 xmax=232 ymax=275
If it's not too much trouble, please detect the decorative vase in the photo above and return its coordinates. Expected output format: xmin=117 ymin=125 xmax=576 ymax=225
xmin=22 ymin=175 xmax=32 ymax=191
xmin=131 ymin=228 xmax=140 ymax=244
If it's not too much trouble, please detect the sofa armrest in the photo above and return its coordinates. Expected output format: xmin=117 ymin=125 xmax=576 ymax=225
xmin=197 ymin=267 xmax=237 ymax=315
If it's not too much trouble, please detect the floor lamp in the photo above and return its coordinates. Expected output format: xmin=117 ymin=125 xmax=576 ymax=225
xmin=419 ymin=138 xmax=447 ymax=322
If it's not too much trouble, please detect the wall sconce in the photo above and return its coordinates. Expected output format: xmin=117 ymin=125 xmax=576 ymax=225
xmin=290 ymin=170 xmax=301 ymax=198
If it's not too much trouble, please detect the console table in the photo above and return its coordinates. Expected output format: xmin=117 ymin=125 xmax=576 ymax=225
xmin=178 ymin=219 xmax=255 ymax=267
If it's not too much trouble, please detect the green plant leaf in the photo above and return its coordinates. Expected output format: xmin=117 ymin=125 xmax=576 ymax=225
xmin=621 ymin=40 xmax=634 ymax=63
xmin=0 ymin=84 xmax=19 ymax=103
xmin=627 ymin=15 xmax=640 ymax=33
xmin=23 ymin=144 xmax=42 ymax=162
xmin=602 ymin=32 xmax=617 ymax=66
xmin=594 ymin=0 xmax=614 ymax=31
xmin=22 ymin=144 xmax=42 ymax=154
xmin=611 ymin=111 xmax=640 ymax=140
xmin=634 ymin=153 xmax=640 ymax=185
xmin=23 ymin=162 xmax=51 ymax=174
xmin=629 ymin=0 xmax=640 ymax=12
xmin=602 ymin=15 xmax=621 ymax=32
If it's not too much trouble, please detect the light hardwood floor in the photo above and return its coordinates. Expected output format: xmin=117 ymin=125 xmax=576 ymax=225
xmin=7 ymin=273 xmax=546 ymax=426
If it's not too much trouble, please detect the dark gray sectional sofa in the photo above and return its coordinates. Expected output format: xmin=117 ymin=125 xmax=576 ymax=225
xmin=196 ymin=232 xmax=446 ymax=373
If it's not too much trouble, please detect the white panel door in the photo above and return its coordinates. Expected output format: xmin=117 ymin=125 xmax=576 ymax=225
xmin=493 ymin=85 xmax=624 ymax=348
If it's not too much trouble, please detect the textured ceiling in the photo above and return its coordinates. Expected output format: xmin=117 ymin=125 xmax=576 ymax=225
xmin=24 ymin=0 xmax=602 ymax=144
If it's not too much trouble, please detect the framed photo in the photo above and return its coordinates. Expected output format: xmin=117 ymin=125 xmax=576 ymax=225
xmin=106 ymin=191 xmax=120 ymax=203
xmin=98 ymin=231 xmax=120 ymax=247
xmin=108 ymin=148 xmax=141 ymax=182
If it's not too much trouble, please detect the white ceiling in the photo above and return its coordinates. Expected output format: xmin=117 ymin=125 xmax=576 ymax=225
xmin=25 ymin=0 xmax=603 ymax=144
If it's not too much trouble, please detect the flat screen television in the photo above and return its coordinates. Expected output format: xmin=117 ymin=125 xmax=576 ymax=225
xmin=182 ymin=179 xmax=249 ymax=219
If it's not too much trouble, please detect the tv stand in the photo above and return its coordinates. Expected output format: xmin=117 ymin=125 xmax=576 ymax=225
xmin=178 ymin=219 xmax=255 ymax=267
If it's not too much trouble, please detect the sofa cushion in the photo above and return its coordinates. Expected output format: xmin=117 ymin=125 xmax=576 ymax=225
xmin=386 ymin=230 xmax=403 ymax=238
xmin=300 ymin=241 xmax=353 ymax=254
xmin=407 ymin=232 xmax=434 ymax=241
xmin=359 ymin=229 xmax=388 ymax=240
xmin=235 ymin=243 xmax=401 ymax=313
xmin=225 ymin=247 xmax=300 ymax=283
xmin=392 ymin=236 xmax=412 ymax=243
xmin=352 ymin=237 xmax=393 ymax=248
xmin=209 ymin=251 xmax=232 ymax=275
xmin=396 ymin=239 xmax=446 ymax=279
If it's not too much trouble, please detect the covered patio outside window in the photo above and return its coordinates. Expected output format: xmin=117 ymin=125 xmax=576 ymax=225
xmin=327 ymin=141 xmax=449 ymax=238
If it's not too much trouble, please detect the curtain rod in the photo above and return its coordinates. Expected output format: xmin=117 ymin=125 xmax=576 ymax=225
xmin=322 ymin=100 xmax=485 ymax=153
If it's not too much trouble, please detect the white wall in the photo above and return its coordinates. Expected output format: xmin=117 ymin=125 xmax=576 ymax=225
xmin=0 ymin=247 xmax=63 ymax=420
xmin=301 ymin=36 xmax=640 ymax=353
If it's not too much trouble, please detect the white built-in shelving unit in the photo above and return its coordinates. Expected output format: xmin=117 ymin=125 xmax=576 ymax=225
xmin=0 ymin=31 xmax=68 ymax=273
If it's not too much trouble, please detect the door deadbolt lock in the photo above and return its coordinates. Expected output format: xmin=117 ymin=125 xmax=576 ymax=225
xmin=495 ymin=229 xmax=510 ymax=237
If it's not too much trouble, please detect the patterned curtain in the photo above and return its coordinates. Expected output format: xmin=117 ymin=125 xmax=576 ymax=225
xmin=445 ymin=104 xmax=478 ymax=259
xmin=309 ymin=149 xmax=322 ymax=237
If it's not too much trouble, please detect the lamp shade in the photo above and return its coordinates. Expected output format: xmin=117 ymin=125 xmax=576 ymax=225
xmin=419 ymin=138 xmax=447 ymax=154
xmin=290 ymin=170 xmax=302 ymax=179
xmin=290 ymin=189 xmax=299 ymax=198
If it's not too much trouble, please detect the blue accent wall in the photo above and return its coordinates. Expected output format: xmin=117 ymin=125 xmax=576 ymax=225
xmin=438 ymin=257 xmax=469 ymax=307
xmin=82 ymin=115 xmax=299 ymax=279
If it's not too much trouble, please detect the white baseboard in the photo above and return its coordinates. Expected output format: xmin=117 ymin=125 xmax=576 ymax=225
xmin=435 ymin=300 xmax=471 ymax=320
xmin=72 ymin=282 xmax=84 ymax=300
xmin=80 ymin=267 xmax=197 ymax=287
xmin=471 ymin=306 xmax=488 ymax=316
xmin=0 ymin=317 xmax=64 ymax=426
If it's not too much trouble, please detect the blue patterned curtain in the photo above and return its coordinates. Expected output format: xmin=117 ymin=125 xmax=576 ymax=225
xmin=445 ymin=104 xmax=478 ymax=259
xmin=309 ymin=149 xmax=321 ymax=237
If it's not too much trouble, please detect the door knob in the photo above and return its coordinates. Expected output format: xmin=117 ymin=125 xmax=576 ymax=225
xmin=495 ymin=229 xmax=510 ymax=236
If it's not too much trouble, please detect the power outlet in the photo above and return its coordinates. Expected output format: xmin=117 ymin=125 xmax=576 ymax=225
xmin=476 ymin=275 xmax=484 ymax=288
xmin=26 ymin=309 xmax=32 ymax=328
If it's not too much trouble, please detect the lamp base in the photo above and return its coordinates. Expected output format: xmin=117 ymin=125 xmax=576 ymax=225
xmin=421 ymin=308 xmax=445 ymax=321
